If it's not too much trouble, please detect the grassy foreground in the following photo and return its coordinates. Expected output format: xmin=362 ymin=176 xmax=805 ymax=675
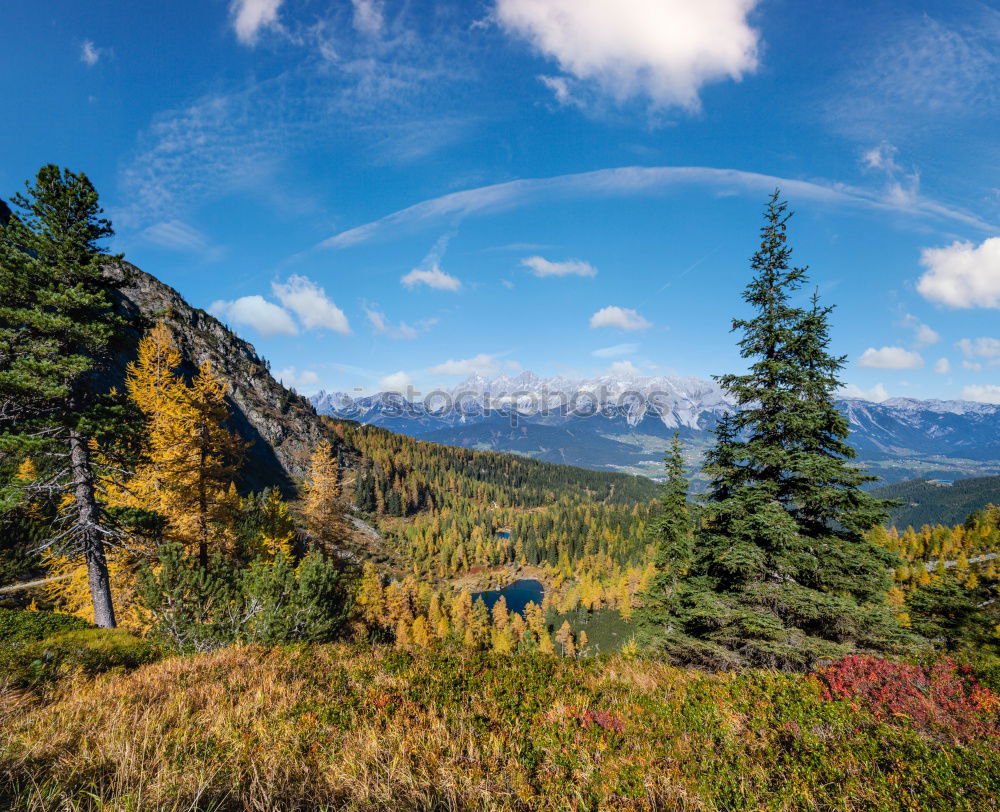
xmin=2 ymin=644 xmax=999 ymax=811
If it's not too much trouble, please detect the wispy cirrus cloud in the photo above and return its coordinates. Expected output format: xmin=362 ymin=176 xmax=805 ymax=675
xmin=118 ymin=5 xmax=475 ymax=232
xmin=521 ymin=255 xmax=597 ymax=277
xmin=364 ymin=303 xmax=436 ymax=339
xmin=827 ymin=11 xmax=1000 ymax=140
xmin=592 ymin=343 xmax=639 ymax=358
xmin=141 ymin=219 xmax=223 ymax=259
xmin=320 ymin=165 xmax=998 ymax=250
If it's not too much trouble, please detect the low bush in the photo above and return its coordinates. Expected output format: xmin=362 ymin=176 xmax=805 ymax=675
xmin=0 ymin=628 xmax=160 ymax=688
xmin=138 ymin=544 xmax=354 ymax=653
xmin=0 ymin=608 xmax=92 ymax=646
xmin=817 ymin=654 xmax=1000 ymax=743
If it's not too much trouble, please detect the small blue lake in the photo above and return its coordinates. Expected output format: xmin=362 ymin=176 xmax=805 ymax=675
xmin=472 ymin=578 xmax=543 ymax=614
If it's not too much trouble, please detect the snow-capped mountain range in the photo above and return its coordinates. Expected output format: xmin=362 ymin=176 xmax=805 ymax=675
xmin=312 ymin=373 xmax=1000 ymax=486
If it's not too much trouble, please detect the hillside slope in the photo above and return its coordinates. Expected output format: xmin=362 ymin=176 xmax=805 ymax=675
xmin=872 ymin=475 xmax=1000 ymax=528
xmin=103 ymin=261 xmax=331 ymax=492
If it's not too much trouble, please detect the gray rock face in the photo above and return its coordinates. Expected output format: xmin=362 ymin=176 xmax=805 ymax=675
xmin=104 ymin=261 xmax=330 ymax=492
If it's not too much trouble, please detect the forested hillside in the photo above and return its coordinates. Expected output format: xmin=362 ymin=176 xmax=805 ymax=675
xmin=872 ymin=475 xmax=1000 ymax=528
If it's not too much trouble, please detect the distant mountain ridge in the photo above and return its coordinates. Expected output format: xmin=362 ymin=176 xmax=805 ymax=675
xmin=312 ymin=373 xmax=1000 ymax=486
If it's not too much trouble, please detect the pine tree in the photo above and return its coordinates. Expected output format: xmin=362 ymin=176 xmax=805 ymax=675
xmin=655 ymin=191 xmax=902 ymax=670
xmin=0 ymin=166 xmax=124 ymax=627
xmin=634 ymin=434 xmax=693 ymax=647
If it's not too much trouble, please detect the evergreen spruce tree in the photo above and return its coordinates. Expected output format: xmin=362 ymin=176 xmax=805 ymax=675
xmin=633 ymin=434 xmax=694 ymax=647
xmin=0 ymin=166 xmax=124 ymax=627
xmin=658 ymin=191 xmax=902 ymax=670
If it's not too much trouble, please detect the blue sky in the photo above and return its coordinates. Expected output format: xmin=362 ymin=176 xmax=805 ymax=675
xmin=3 ymin=0 xmax=999 ymax=401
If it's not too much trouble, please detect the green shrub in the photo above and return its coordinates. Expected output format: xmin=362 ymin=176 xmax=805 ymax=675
xmin=1 ymin=628 xmax=160 ymax=687
xmin=139 ymin=544 xmax=354 ymax=654
xmin=0 ymin=607 xmax=92 ymax=646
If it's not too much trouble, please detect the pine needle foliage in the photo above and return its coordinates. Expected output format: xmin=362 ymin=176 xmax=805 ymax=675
xmin=0 ymin=166 xmax=127 ymax=627
xmin=633 ymin=433 xmax=695 ymax=647
xmin=657 ymin=191 xmax=904 ymax=671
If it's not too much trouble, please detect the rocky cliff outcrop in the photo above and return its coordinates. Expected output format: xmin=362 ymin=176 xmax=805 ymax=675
xmin=104 ymin=261 xmax=333 ymax=492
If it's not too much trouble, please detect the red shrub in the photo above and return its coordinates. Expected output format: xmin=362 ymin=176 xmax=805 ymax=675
xmin=578 ymin=709 xmax=626 ymax=733
xmin=816 ymin=655 xmax=1000 ymax=743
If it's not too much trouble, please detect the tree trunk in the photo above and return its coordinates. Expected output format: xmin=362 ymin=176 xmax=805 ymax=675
xmin=69 ymin=428 xmax=117 ymax=628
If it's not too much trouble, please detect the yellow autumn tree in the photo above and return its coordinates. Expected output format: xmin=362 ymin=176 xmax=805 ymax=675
xmin=125 ymin=325 xmax=243 ymax=565
xmin=411 ymin=615 xmax=431 ymax=648
xmin=356 ymin=561 xmax=386 ymax=627
xmin=48 ymin=325 xmax=247 ymax=628
xmin=302 ymin=439 xmax=346 ymax=549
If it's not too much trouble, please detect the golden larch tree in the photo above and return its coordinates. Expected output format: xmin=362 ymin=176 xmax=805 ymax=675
xmin=302 ymin=439 xmax=346 ymax=549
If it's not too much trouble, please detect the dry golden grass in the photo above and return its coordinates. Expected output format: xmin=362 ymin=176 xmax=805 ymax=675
xmin=1 ymin=644 xmax=998 ymax=811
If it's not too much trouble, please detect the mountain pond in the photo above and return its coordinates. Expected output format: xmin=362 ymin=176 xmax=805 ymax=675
xmin=472 ymin=579 xmax=543 ymax=614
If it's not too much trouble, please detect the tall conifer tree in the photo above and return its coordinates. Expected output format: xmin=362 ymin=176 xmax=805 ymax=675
xmin=658 ymin=191 xmax=901 ymax=670
xmin=634 ymin=434 xmax=694 ymax=646
xmin=0 ymin=166 xmax=123 ymax=627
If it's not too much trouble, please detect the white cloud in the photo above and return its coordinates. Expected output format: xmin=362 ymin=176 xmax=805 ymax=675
xmin=321 ymin=165 xmax=997 ymax=250
xmin=379 ymin=371 xmax=412 ymax=392
xmin=917 ymin=237 xmax=1000 ymax=309
xmin=592 ymin=343 xmax=639 ymax=358
xmin=963 ymin=360 xmax=983 ymax=372
xmin=913 ymin=323 xmax=940 ymax=347
xmin=838 ymin=383 xmax=890 ymax=403
xmin=589 ymin=306 xmax=651 ymax=331
xmin=230 ymin=0 xmax=283 ymax=45
xmin=272 ymin=275 xmax=350 ymax=334
xmin=400 ymin=263 xmax=462 ymax=291
xmin=607 ymin=360 xmax=639 ymax=377
xmin=962 ymin=385 xmax=1000 ymax=404
xmin=521 ymin=255 xmax=597 ymax=277
xmin=899 ymin=313 xmax=939 ymax=347
xmin=363 ymin=304 xmax=435 ymax=339
xmin=495 ymin=0 xmax=761 ymax=110
xmin=351 ymin=0 xmax=384 ymax=35
xmin=80 ymin=40 xmax=100 ymax=66
xmin=956 ymin=337 xmax=1000 ymax=358
xmin=277 ymin=367 xmax=320 ymax=391
xmin=857 ymin=346 xmax=924 ymax=370
xmin=862 ymin=141 xmax=902 ymax=174
xmin=429 ymin=353 xmax=521 ymax=377
xmin=210 ymin=295 xmax=298 ymax=337
xmin=933 ymin=357 xmax=951 ymax=375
